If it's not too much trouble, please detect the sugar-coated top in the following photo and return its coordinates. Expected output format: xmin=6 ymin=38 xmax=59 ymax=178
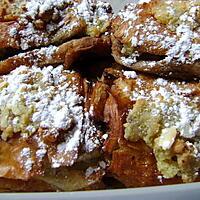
xmin=0 ymin=65 xmax=100 ymax=171
xmin=0 ymin=65 xmax=82 ymax=139
xmin=114 ymin=0 xmax=200 ymax=67
xmin=130 ymin=76 xmax=200 ymax=140
xmin=123 ymin=71 xmax=200 ymax=182
xmin=8 ymin=0 xmax=112 ymax=50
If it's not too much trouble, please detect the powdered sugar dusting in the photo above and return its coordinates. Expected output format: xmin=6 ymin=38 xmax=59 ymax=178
xmin=0 ymin=63 xmax=101 ymax=168
xmin=51 ymin=157 xmax=65 ymax=168
xmin=20 ymin=147 xmax=33 ymax=172
xmin=50 ymin=110 xmax=100 ymax=168
xmin=25 ymin=0 xmax=71 ymax=19
xmin=16 ymin=45 xmax=58 ymax=67
xmin=123 ymin=70 xmax=137 ymax=79
xmin=118 ymin=3 xmax=138 ymax=21
xmin=37 ymin=45 xmax=57 ymax=59
xmin=8 ymin=0 xmax=112 ymax=50
xmin=33 ymin=134 xmax=47 ymax=161
xmin=83 ymin=112 xmax=99 ymax=153
xmin=85 ymin=160 xmax=106 ymax=178
xmin=124 ymin=73 xmax=200 ymax=181
xmin=0 ymin=65 xmax=83 ymax=140
xmin=116 ymin=1 xmax=200 ymax=67
xmin=130 ymin=76 xmax=200 ymax=139
xmin=138 ymin=0 xmax=151 ymax=4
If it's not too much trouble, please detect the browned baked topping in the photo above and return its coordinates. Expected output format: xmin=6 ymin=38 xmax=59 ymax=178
xmin=0 ymin=0 xmax=112 ymax=51
xmin=111 ymin=0 xmax=200 ymax=78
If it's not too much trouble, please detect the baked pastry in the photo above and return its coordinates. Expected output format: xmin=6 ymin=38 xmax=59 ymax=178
xmin=0 ymin=59 xmax=108 ymax=191
xmin=0 ymin=0 xmax=112 ymax=54
xmin=102 ymin=67 xmax=200 ymax=186
xmin=0 ymin=35 xmax=111 ymax=74
xmin=0 ymin=0 xmax=199 ymax=192
xmin=0 ymin=0 xmax=27 ymax=22
xmin=111 ymin=0 xmax=200 ymax=79
xmin=0 ymin=0 xmax=112 ymax=190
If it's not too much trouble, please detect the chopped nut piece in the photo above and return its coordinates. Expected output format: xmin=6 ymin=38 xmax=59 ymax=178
xmin=158 ymin=127 xmax=177 ymax=150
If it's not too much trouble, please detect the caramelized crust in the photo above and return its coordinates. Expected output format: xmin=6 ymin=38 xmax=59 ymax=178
xmin=0 ymin=36 xmax=111 ymax=75
xmin=111 ymin=0 xmax=200 ymax=79
xmin=109 ymin=141 xmax=160 ymax=187
xmin=103 ymin=91 xmax=161 ymax=187
xmin=0 ymin=0 xmax=112 ymax=53
xmin=102 ymin=67 xmax=200 ymax=186
xmin=104 ymin=94 xmax=123 ymax=154
xmin=90 ymin=82 xmax=109 ymax=121
xmin=0 ymin=62 xmax=105 ymax=191
xmin=0 ymin=0 xmax=26 ymax=22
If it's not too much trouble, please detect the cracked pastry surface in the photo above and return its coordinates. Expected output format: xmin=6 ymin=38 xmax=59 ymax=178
xmin=0 ymin=0 xmax=112 ymax=52
xmin=111 ymin=0 xmax=200 ymax=78
xmin=0 ymin=36 xmax=111 ymax=74
xmin=0 ymin=0 xmax=27 ymax=21
xmin=0 ymin=35 xmax=111 ymax=74
xmin=0 ymin=0 xmax=199 ymax=192
xmin=107 ymin=69 xmax=200 ymax=183
xmin=0 ymin=64 xmax=106 ymax=191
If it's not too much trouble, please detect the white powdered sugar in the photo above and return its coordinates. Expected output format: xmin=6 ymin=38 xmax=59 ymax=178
xmin=33 ymin=134 xmax=48 ymax=161
xmin=96 ymin=1 xmax=111 ymax=21
xmin=37 ymin=45 xmax=57 ymax=59
xmin=0 ymin=65 xmax=83 ymax=138
xmin=125 ymin=74 xmax=200 ymax=180
xmin=50 ymin=110 xmax=100 ymax=168
xmin=121 ymin=54 xmax=139 ymax=65
xmin=123 ymin=70 xmax=137 ymax=79
xmin=0 ymin=65 xmax=100 ymax=168
xmin=85 ymin=160 xmax=106 ymax=178
xmin=20 ymin=147 xmax=33 ymax=172
xmin=15 ymin=45 xmax=58 ymax=68
xmin=164 ymin=23 xmax=200 ymax=63
xmin=17 ymin=20 xmax=49 ymax=50
xmin=76 ymin=0 xmax=111 ymax=26
xmin=117 ymin=2 xmax=200 ymax=66
xmin=25 ymin=0 xmax=71 ymax=19
xmin=130 ymin=77 xmax=200 ymax=139
xmin=36 ymin=148 xmax=47 ymax=161
xmin=118 ymin=3 xmax=138 ymax=22
xmin=77 ymin=0 xmax=93 ymax=22
xmin=83 ymin=112 xmax=99 ymax=153
xmin=9 ymin=0 xmax=75 ymax=50
xmin=8 ymin=0 xmax=111 ymax=50
xmin=51 ymin=157 xmax=65 ymax=168
xmin=9 ymin=27 xmax=18 ymax=37
xmin=138 ymin=0 xmax=151 ymax=4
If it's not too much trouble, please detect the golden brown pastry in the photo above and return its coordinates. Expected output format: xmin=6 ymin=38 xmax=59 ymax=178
xmin=0 ymin=35 xmax=111 ymax=74
xmin=0 ymin=0 xmax=112 ymax=54
xmin=0 ymin=0 xmax=27 ymax=22
xmin=0 ymin=0 xmax=200 ymax=192
xmin=111 ymin=0 xmax=200 ymax=79
xmin=102 ymin=67 xmax=200 ymax=186
xmin=0 ymin=59 xmax=108 ymax=191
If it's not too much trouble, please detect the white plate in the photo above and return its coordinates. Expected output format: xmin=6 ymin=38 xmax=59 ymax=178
xmin=1 ymin=0 xmax=200 ymax=199
xmin=0 ymin=183 xmax=200 ymax=200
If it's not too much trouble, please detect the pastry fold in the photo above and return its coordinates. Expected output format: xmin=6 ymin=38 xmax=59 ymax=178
xmin=0 ymin=0 xmax=112 ymax=54
xmin=0 ymin=35 xmax=111 ymax=74
xmin=102 ymin=67 xmax=200 ymax=186
xmin=0 ymin=55 xmax=107 ymax=191
xmin=111 ymin=0 xmax=200 ymax=79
